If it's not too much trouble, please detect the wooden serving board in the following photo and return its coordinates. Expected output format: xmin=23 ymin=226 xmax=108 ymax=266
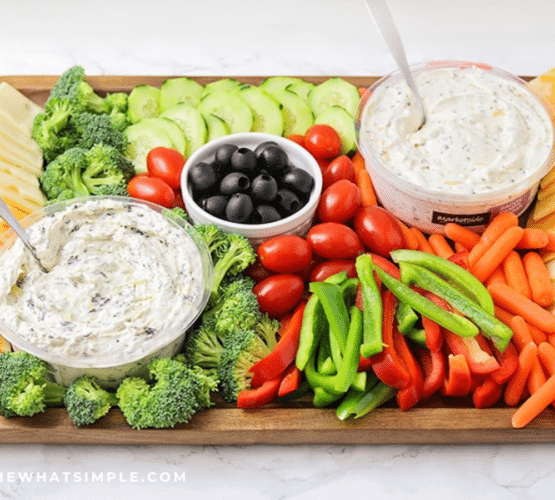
xmin=0 ymin=74 xmax=551 ymax=446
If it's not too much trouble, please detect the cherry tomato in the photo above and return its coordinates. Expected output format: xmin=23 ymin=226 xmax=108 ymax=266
xmin=296 ymin=254 xmax=324 ymax=283
xmin=127 ymin=175 xmax=176 ymax=208
xmin=146 ymin=147 xmax=186 ymax=189
xmin=353 ymin=205 xmax=405 ymax=258
xmin=317 ymin=179 xmax=361 ymax=223
xmin=287 ymin=134 xmax=306 ymax=148
xmin=306 ymin=222 xmax=364 ymax=260
xmin=253 ymin=274 xmax=305 ymax=318
xmin=316 ymin=157 xmax=331 ymax=173
xmin=322 ymin=156 xmax=356 ymax=190
xmin=304 ymin=124 xmax=342 ymax=160
xmin=257 ymin=235 xmax=312 ymax=273
xmin=310 ymin=259 xmax=357 ymax=282
xmin=173 ymin=190 xmax=185 ymax=209
xmin=244 ymin=258 xmax=275 ymax=283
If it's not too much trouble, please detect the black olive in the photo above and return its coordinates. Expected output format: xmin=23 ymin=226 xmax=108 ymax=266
xmin=226 ymin=193 xmax=253 ymax=223
xmin=188 ymin=161 xmax=219 ymax=192
xmin=200 ymin=195 xmax=228 ymax=219
xmin=281 ymin=167 xmax=315 ymax=196
xmin=254 ymin=140 xmax=279 ymax=158
xmin=215 ymin=143 xmax=239 ymax=169
xmin=252 ymin=205 xmax=282 ymax=224
xmin=274 ymin=188 xmax=302 ymax=216
xmin=250 ymin=173 xmax=278 ymax=203
xmin=220 ymin=172 xmax=251 ymax=195
xmin=230 ymin=147 xmax=257 ymax=176
xmin=257 ymin=144 xmax=289 ymax=174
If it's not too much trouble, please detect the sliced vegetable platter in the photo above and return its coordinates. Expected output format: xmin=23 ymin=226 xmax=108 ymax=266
xmin=2 ymin=74 xmax=555 ymax=446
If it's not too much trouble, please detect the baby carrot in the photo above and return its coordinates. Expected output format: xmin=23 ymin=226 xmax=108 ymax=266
xmin=489 ymin=283 xmax=555 ymax=334
xmin=509 ymin=315 xmax=535 ymax=352
xmin=485 ymin=265 xmax=507 ymax=287
xmin=512 ymin=372 xmax=555 ymax=428
xmin=468 ymin=212 xmax=519 ymax=268
xmin=355 ymin=169 xmax=378 ymax=207
xmin=522 ymin=251 xmax=555 ymax=308
xmin=471 ymin=226 xmax=524 ymax=282
xmin=502 ymin=250 xmax=532 ymax=299
xmin=515 ymin=228 xmax=550 ymax=249
xmin=397 ymin=220 xmax=419 ymax=250
xmin=538 ymin=342 xmax=555 ymax=376
xmin=454 ymin=242 xmax=468 ymax=253
xmin=541 ymin=231 xmax=555 ymax=252
xmin=351 ymin=150 xmax=366 ymax=174
xmin=444 ymin=223 xmax=480 ymax=250
xmin=504 ymin=341 xmax=538 ymax=407
xmin=428 ymin=233 xmax=455 ymax=259
xmin=529 ymin=323 xmax=548 ymax=345
xmin=527 ymin=356 xmax=548 ymax=395
xmin=411 ymin=227 xmax=434 ymax=254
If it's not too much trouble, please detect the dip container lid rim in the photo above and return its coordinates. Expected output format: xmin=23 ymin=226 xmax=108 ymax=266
xmin=0 ymin=195 xmax=214 ymax=369
xmin=355 ymin=60 xmax=555 ymax=204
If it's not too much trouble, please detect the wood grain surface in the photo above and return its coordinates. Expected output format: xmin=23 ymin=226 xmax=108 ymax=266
xmin=0 ymin=74 xmax=551 ymax=445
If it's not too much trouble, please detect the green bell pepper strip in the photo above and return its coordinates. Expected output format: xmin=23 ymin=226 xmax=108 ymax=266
xmin=309 ymin=281 xmax=350 ymax=366
xmin=355 ymin=254 xmax=384 ymax=357
xmin=313 ymin=387 xmax=343 ymax=408
xmin=305 ymin=352 xmax=343 ymax=395
xmin=336 ymin=372 xmax=379 ymax=420
xmin=404 ymin=327 xmax=427 ymax=347
xmin=373 ymin=264 xmax=480 ymax=338
xmin=334 ymin=305 xmax=364 ymax=393
xmin=399 ymin=262 xmax=513 ymax=351
xmin=396 ymin=301 xmax=420 ymax=334
xmin=317 ymin=332 xmax=337 ymax=375
xmin=353 ymin=382 xmax=397 ymax=419
xmin=390 ymin=249 xmax=495 ymax=315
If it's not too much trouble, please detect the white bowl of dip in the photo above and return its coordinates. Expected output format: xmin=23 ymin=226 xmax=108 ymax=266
xmin=0 ymin=196 xmax=213 ymax=387
xmin=356 ymin=61 xmax=555 ymax=234
xmin=181 ymin=132 xmax=322 ymax=248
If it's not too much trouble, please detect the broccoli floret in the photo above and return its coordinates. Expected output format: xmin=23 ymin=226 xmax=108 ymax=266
xmin=162 ymin=206 xmax=188 ymax=224
xmin=254 ymin=313 xmax=280 ymax=351
xmin=73 ymin=112 xmax=127 ymax=152
xmin=82 ymin=143 xmax=135 ymax=196
xmin=116 ymin=357 xmax=216 ymax=429
xmin=194 ymin=223 xmax=255 ymax=303
xmin=63 ymin=375 xmax=118 ymax=427
xmin=39 ymin=147 xmax=90 ymax=202
xmin=105 ymin=92 xmax=129 ymax=114
xmin=182 ymin=319 xmax=226 ymax=383
xmin=0 ymin=351 xmax=66 ymax=418
xmin=217 ymin=329 xmax=272 ymax=404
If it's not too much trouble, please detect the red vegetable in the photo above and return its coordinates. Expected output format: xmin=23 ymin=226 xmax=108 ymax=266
xmin=257 ymin=235 xmax=312 ymax=274
xmin=317 ymin=179 xmax=361 ymax=223
xmin=253 ymin=274 xmax=305 ymax=318
xmin=309 ymin=259 xmax=357 ymax=283
xmin=236 ymin=377 xmax=282 ymax=409
xmin=322 ymin=155 xmax=356 ymax=190
xmin=146 ymin=146 xmax=186 ymax=189
xmin=353 ymin=205 xmax=405 ymax=258
xmin=304 ymin=124 xmax=342 ymax=160
xmin=127 ymin=175 xmax=176 ymax=208
xmin=306 ymin=222 xmax=364 ymax=260
xmin=442 ymin=354 xmax=472 ymax=397
xmin=277 ymin=364 xmax=303 ymax=397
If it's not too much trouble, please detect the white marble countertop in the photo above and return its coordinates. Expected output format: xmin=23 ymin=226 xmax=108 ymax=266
xmin=3 ymin=1 xmax=555 ymax=498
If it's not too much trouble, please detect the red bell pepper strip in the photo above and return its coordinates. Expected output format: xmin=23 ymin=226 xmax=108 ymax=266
xmin=394 ymin=327 xmax=424 ymax=411
xmin=442 ymin=353 xmax=472 ymax=397
xmin=443 ymin=329 xmax=500 ymax=375
xmin=358 ymin=355 xmax=373 ymax=372
xmin=415 ymin=346 xmax=446 ymax=400
xmin=422 ymin=291 xmax=449 ymax=352
xmin=250 ymin=300 xmax=307 ymax=388
xmin=489 ymin=340 xmax=519 ymax=385
xmin=237 ymin=376 xmax=282 ymax=409
xmin=277 ymin=364 xmax=302 ymax=397
xmin=448 ymin=250 xmax=470 ymax=270
xmin=369 ymin=290 xmax=411 ymax=390
xmin=472 ymin=376 xmax=503 ymax=409
xmin=370 ymin=253 xmax=401 ymax=280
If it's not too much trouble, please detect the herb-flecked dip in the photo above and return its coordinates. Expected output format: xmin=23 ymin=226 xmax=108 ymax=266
xmin=0 ymin=198 xmax=205 ymax=359
xmin=359 ymin=66 xmax=554 ymax=195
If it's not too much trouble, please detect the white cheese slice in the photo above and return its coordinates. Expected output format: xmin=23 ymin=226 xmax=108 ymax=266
xmin=0 ymin=82 xmax=43 ymax=134
xmin=0 ymin=111 xmax=42 ymax=157
xmin=0 ymin=140 xmax=43 ymax=177
xmin=0 ymin=159 xmax=41 ymax=188
xmin=0 ymin=173 xmax=45 ymax=207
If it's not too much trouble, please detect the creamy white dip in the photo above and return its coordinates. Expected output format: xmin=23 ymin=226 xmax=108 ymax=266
xmin=359 ymin=66 xmax=554 ymax=195
xmin=0 ymin=198 xmax=205 ymax=359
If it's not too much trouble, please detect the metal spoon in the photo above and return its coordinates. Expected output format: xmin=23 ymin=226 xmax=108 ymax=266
xmin=0 ymin=197 xmax=48 ymax=273
xmin=363 ymin=0 xmax=426 ymax=129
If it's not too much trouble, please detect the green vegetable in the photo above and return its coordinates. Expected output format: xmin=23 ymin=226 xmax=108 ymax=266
xmin=355 ymin=254 xmax=384 ymax=357
xmin=63 ymin=375 xmax=118 ymax=427
xmin=395 ymin=301 xmax=420 ymax=335
xmin=399 ymin=261 xmax=513 ymax=351
xmin=334 ymin=305 xmax=363 ymax=393
xmin=373 ymin=264 xmax=480 ymax=338
xmin=73 ymin=112 xmax=127 ymax=152
xmin=116 ymin=357 xmax=216 ymax=429
xmin=39 ymin=147 xmax=90 ymax=202
xmin=352 ymin=382 xmax=396 ymax=419
xmin=0 ymin=351 xmax=66 ymax=418
xmin=336 ymin=372 xmax=379 ymax=420
xmin=312 ymin=386 xmax=343 ymax=408
xmin=404 ymin=327 xmax=427 ymax=347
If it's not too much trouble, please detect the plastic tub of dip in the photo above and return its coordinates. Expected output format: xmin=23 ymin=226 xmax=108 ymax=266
xmin=0 ymin=196 xmax=213 ymax=387
xmin=356 ymin=61 xmax=555 ymax=234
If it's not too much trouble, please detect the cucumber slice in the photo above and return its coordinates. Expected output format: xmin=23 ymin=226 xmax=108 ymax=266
xmin=286 ymin=81 xmax=316 ymax=102
xmin=201 ymin=78 xmax=242 ymax=97
xmin=203 ymin=113 xmax=230 ymax=142
xmin=270 ymin=89 xmax=314 ymax=136
xmin=124 ymin=121 xmax=173 ymax=173
xmin=127 ymin=84 xmax=161 ymax=124
xmin=259 ymin=76 xmax=308 ymax=95
xmin=314 ymin=106 xmax=357 ymax=155
xmin=140 ymin=117 xmax=187 ymax=155
xmin=308 ymin=77 xmax=361 ymax=117
xmin=197 ymin=90 xmax=253 ymax=134
xmin=159 ymin=77 xmax=203 ymax=112
xmin=161 ymin=103 xmax=207 ymax=157
xmin=237 ymin=84 xmax=284 ymax=135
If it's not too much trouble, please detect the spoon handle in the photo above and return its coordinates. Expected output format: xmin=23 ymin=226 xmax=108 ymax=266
xmin=363 ymin=0 xmax=425 ymax=122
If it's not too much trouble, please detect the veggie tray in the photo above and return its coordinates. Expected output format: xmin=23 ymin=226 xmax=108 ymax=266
xmin=2 ymin=74 xmax=555 ymax=446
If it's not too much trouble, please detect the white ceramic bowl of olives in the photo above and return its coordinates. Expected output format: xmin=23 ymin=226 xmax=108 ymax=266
xmin=181 ymin=132 xmax=322 ymax=247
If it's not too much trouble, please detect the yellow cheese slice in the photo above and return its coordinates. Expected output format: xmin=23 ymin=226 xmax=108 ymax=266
xmin=0 ymin=112 xmax=42 ymax=157
xmin=0 ymin=159 xmax=41 ymax=188
xmin=541 ymin=165 xmax=555 ymax=189
xmin=0 ymin=140 xmax=43 ymax=177
xmin=0 ymin=82 xmax=42 ymax=134
xmin=531 ymin=192 xmax=555 ymax=222
xmin=0 ymin=185 xmax=43 ymax=233
xmin=527 ymin=209 xmax=555 ymax=232
xmin=538 ymin=178 xmax=555 ymax=200
xmin=0 ymin=173 xmax=45 ymax=206
xmin=528 ymin=70 xmax=555 ymax=120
